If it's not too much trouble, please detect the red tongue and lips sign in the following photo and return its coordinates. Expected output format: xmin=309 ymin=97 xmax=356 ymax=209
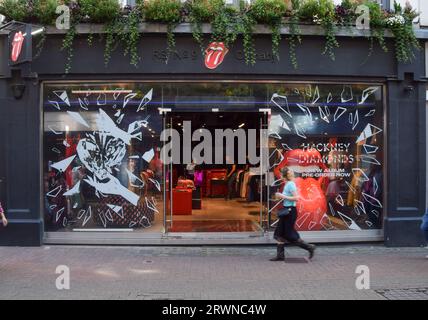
xmin=204 ymin=42 xmax=228 ymax=69
xmin=11 ymin=31 xmax=25 ymax=62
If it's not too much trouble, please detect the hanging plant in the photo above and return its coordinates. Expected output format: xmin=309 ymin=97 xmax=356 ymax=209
xmin=249 ymin=0 xmax=287 ymax=61
xmin=211 ymin=3 xmax=240 ymax=48
xmin=79 ymin=0 xmax=121 ymax=23
xmin=0 ymin=0 xmax=31 ymax=22
xmin=104 ymin=17 xmax=125 ymax=66
xmin=87 ymin=30 xmax=94 ymax=46
xmin=0 ymin=0 xmax=422 ymax=69
xmin=386 ymin=1 xmax=420 ymax=63
xmin=29 ymin=0 xmax=57 ymax=59
xmin=288 ymin=0 xmax=301 ymax=69
xmin=59 ymin=1 xmax=82 ymax=73
xmin=187 ymin=0 xmax=224 ymax=52
xmin=299 ymin=0 xmax=339 ymax=61
xmin=321 ymin=9 xmax=339 ymax=60
xmin=363 ymin=0 xmax=388 ymax=55
xmin=123 ymin=9 xmax=142 ymax=66
xmin=79 ymin=0 xmax=121 ymax=47
xmin=61 ymin=23 xmax=77 ymax=74
xmin=240 ymin=9 xmax=256 ymax=66
xmin=34 ymin=30 xmax=47 ymax=59
xmin=143 ymin=0 xmax=182 ymax=60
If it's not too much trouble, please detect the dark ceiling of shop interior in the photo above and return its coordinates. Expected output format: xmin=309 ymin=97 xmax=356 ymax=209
xmin=170 ymin=112 xmax=262 ymax=130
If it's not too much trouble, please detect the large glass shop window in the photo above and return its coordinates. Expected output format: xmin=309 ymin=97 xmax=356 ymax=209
xmin=43 ymin=82 xmax=384 ymax=233
xmin=267 ymin=84 xmax=384 ymax=231
xmin=43 ymin=83 xmax=164 ymax=232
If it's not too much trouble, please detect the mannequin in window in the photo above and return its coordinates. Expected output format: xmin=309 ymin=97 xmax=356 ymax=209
xmin=225 ymin=158 xmax=237 ymax=200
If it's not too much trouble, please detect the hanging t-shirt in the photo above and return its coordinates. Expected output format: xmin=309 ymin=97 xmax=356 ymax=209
xmin=282 ymin=181 xmax=297 ymax=207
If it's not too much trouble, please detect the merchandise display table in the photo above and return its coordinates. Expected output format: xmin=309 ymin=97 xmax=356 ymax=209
xmin=172 ymin=188 xmax=193 ymax=215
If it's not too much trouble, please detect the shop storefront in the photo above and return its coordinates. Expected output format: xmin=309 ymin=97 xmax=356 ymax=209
xmin=0 ymin=25 xmax=426 ymax=246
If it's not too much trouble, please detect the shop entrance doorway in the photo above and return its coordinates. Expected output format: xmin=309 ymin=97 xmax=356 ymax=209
xmin=163 ymin=110 xmax=269 ymax=233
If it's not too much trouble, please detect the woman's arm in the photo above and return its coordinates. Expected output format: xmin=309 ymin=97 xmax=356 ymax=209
xmin=275 ymin=192 xmax=299 ymax=201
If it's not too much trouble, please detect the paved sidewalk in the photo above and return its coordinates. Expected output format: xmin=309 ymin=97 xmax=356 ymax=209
xmin=0 ymin=245 xmax=427 ymax=300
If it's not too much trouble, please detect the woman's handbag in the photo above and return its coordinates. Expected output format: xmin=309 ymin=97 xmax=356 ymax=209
xmin=278 ymin=207 xmax=292 ymax=218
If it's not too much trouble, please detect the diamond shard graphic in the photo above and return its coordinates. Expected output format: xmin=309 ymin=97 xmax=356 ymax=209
xmin=358 ymin=155 xmax=381 ymax=166
xmin=46 ymin=185 xmax=62 ymax=198
xmin=318 ymin=106 xmax=330 ymax=123
xmin=335 ymin=194 xmax=345 ymax=206
xmin=333 ymin=107 xmax=347 ymax=122
xmin=107 ymin=204 xmax=124 ymax=219
xmin=352 ymin=168 xmax=370 ymax=183
xmin=356 ymin=124 xmax=382 ymax=144
xmin=359 ymin=87 xmax=379 ymax=105
xmin=142 ymin=148 xmax=155 ymax=163
xmin=67 ymin=111 xmax=90 ymax=128
xmin=341 ymin=85 xmax=353 ymax=103
xmin=271 ymin=93 xmax=292 ymax=118
xmin=54 ymin=90 xmax=71 ymax=107
xmin=362 ymin=193 xmax=383 ymax=208
xmin=63 ymin=181 xmax=81 ymax=196
xmin=137 ymin=88 xmax=153 ymax=112
xmin=363 ymin=144 xmax=379 ymax=154
xmin=337 ymin=211 xmax=361 ymax=231
xmin=51 ymin=155 xmax=76 ymax=173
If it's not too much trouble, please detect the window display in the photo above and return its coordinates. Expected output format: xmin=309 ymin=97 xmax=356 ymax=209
xmin=43 ymin=83 xmax=164 ymax=232
xmin=42 ymin=82 xmax=384 ymax=234
xmin=268 ymin=84 xmax=384 ymax=231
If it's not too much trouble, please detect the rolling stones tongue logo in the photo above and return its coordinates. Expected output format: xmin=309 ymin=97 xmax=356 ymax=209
xmin=204 ymin=42 xmax=228 ymax=69
xmin=11 ymin=31 xmax=25 ymax=62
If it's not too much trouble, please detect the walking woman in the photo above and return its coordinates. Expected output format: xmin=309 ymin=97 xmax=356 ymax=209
xmin=0 ymin=201 xmax=7 ymax=227
xmin=270 ymin=167 xmax=316 ymax=261
xmin=421 ymin=208 xmax=428 ymax=259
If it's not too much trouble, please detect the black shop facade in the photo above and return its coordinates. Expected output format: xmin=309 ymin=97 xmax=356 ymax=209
xmin=0 ymin=25 xmax=426 ymax=247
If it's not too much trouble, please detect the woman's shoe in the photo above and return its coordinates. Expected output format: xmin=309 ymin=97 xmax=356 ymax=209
xmin=270 ymin=244 xmax=285 ymax=261
xmin=307 ymin=244 xmax=316 ymax=260
xmin=296 ymin=239 xmax=316 ymax=260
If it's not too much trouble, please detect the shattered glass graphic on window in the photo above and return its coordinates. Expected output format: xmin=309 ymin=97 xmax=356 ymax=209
xmin=43 ymin=84 xmax=163 ymax=231
xmin=268 ymin=84 xmax=383 ymax=231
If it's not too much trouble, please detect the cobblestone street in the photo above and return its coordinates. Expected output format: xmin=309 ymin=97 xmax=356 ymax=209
xmin=0 ymin=245 xmax=427 ymax=300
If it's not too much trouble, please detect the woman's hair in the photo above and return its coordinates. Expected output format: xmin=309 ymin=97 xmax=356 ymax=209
xmin=280 ymin=167 xmax=291 ymax=180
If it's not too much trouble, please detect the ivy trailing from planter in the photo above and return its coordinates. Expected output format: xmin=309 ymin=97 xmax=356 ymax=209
xmin=143 ymin=0 xmax=182 ymax=61
xmin=299 ymin=0 xmax=339 ymax=61
xmin=104 ymin=17 xmax=123 ymax=66
xmin=321 ymin=9 xmax=339 ymax=60
xmin=211 ymin=3 xmax=239 ymax=48
xmin=240 ymin=7 xmax=256 ymax=66
xmin=34 ymin=30 xmax=47 ymax=59
xmin=0 ymin=0 xmax=423 ymax=70
xmin=363 ymin=0 xmax=388 ymax=57
xmin=288 ymin=0 xmax=301 ymax=69
xmin=386 ymin=1 xmax=420 ymax=63
xmin=32 ymin=0 xmax=59 ymax=59
xmin=187 ymin=0 xmax=223 ymax=53
xmin=61 ymin=23 xmax=77 ymax=74
xmin=249 ymin=0 xmax=287 ymax=61
xmin=123 ymin=9 xmax=142 ymax=66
